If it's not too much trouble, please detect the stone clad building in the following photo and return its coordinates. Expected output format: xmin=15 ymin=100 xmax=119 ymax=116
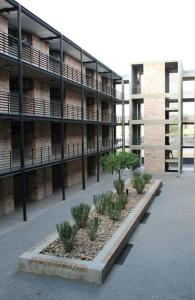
xmin=128 ymin=60 xmax=195 ymax=174
xmin=0 ymin=0 xmax=122 ymax=220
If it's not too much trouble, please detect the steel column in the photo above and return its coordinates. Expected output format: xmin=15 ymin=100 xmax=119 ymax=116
xmin=122 ymin=79 xmax=125 ymax=150
xmin=111 ymin=72 xmax=114 ymax=154
xmin=80 ymin=50 xmax=85 ymax=189
xmin=96 ymin=61 xmax=100 ymax=182
xmin=60 ymin=34 xmax=65 ymax=200
xmin=18 ymin=5 xmax=27 ymax=221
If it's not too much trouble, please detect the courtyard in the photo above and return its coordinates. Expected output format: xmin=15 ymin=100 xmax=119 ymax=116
xmin=0 ymin=171 xmax=195 ymax=300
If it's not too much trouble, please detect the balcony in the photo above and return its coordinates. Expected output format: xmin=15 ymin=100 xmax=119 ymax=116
xmin=183 ymin=136 xmax=194 ymax=147
xmin=132 ymin=87 xmax=142 ymax=95
xmin=132 ymin=113 xmax=143 ymax=120
xmin=101 ymin=111 xmax=112 ymax=123
xmin=183 ymin=114 xmax=194 ymax=123
xmin=0 ymin=31 xmax=122 ymax=100
xmin=0 ymin=139 xmax=122 ymax=176
xmin=84 ymin=108 xmax=97 ymax=121
xmin=132 ymin=137 xmax=144 ymax=145
xmin=115 ymin=115 xmax=129 ymax=124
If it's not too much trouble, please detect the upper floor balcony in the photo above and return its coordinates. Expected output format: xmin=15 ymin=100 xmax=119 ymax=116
xmin=0 ymin=91 xmax=116 ymax=123
xmin=0 ymin=31 xmax=122 ymax=100
xmin=0 ymin=138 xmax=122 ymax=176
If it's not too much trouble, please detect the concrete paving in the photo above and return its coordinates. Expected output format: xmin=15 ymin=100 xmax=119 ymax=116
xmin=0 ymin=171 xmax=195 ymax=299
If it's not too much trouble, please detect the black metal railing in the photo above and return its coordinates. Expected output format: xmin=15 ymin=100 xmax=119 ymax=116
xmin=132 ymin=87 xmax=142 ymax=94
xmin=0 ymin=139 xmax=122 ymax=175
xmin=84 ymin=108 xmax=97 ymax=121
xmin=0 ymin=91 xmax=119 ymax=121
xmin=0 ymin=91 xmax=19 ymax=114
xmin=0 ymin=31 xmax=122 ymax=100
xmin=101 ymin=111 xmax=111 ymax=122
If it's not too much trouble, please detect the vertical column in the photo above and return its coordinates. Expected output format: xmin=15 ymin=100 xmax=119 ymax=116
xmin=80 ymin=50 xmax=85 ymax=189
xmin=178 ymin=62 xmax=183 ymax=175
xmin=122 ymin=79 xmax=125 ymax=150
xmin=60 ymin=34 xmax=65 ymax=200
xmin=129 ymin=66 xmax=133 ymax=152
xmin=96 ymin=61 xmax=100 ymax=182
xmin=18 ymin=5 xmax=27 ymax=221
xmin=111 ymin=72 xmax=114 ymax=153
xmin=193 ymin=78 xmax=195 ymax=172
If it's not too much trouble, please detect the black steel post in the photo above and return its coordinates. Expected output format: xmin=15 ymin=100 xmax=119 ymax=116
xmin=96 ymin=61 xmax=100 ymax=182
xmin=111 ymin=72 xmax=114 ymax=154
xmin=18 ymin=5 xmax=27 ymax=221
xmin=60 ymin=34 xmax=65 ymax=200
xmin=80 ymin=49 xmax=85 ymax=189
xmin=122 ymin=79 xmax=125 ymax=150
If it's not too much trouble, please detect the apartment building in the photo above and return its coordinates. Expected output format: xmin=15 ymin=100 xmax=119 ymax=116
xmin=127 ymin=60 xmax=195 ymax=174
xmin=0 ymin=0 xmax=123 ymax=221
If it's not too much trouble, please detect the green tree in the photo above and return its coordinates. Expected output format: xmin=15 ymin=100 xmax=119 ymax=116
xmin=101 ymin=151 xmax=139 ymax=181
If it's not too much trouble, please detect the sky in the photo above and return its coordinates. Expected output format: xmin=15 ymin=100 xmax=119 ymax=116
xmin=19 ymin=0 xmax=195 ymax=76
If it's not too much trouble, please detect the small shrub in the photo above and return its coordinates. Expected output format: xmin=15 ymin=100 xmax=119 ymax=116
xmin=113 ymin=179 xmax=124 ymax=195
xmin=93 ymin=191 xmax=113 ymax=215
xmin=71 ymin=203 xmax=90 ymax=228
xmin=142 ymin=172 xmax=152 ymax=184
xmin=133 ymin=170 xmax=141 ymax=178
xmin=103 ymin=191 xmax=113 ymax=208
xmin=87 ymin=217 xmax=100 ymax=241
xmin=117 ymin=193 xmax=128 ymax=210
xmin=106 ymin=200 xmax=122 ymax=222
xmin=56 ymin=221 xmax=78 ymax=252
xmin=93 ymin=194 xmax=105 ymax=214
xmin=132 ymin=175 xmax=145 ymax=194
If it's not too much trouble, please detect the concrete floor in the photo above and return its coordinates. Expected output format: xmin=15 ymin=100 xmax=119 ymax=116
xmin=0 ymin=171 xmax=195 ymax=299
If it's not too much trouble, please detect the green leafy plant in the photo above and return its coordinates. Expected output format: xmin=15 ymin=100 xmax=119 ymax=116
xmin=56 ymin=221 xmax=78 ymax=252
xmin=142 ymin=172 xmax=152 ymax=184
xmin=106 ymin=200 xmax=122 ymax=222
xmin=113 ymin=179 xmax=125 ymax=195
xmin=93 ymin=191 xmax=113 ymax=215
xmin=101 ymin=151 xmax=140 ymax=181
xmin=133 ymin=170 xmax=141 ymax=178
xmin=71 ymin=203 xmax=90 ymax=228
xmin=87 ymin=217 xmax=100 ymax=241
xmin=132 ymin=175 xmax=145 ymax=194
xmin=117 ymin=193 xmax=128 ymax=210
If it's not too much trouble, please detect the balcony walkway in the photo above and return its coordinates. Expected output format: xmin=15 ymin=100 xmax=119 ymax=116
xmin=1 ymin=172 xmax=195 ymax=299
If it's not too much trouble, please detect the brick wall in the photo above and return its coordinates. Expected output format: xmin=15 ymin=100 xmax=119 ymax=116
xmin=0 ymin=177 xmax=14 ymax=216
xmin=0 ymin=120 xmax=11 ymax=166
xmin=144 ymin=149 xmax=164 ymax=173
xmin=65 ymin=159 xmax=83 ymax=187
xmin=0 ymin=15 xmax=8 ymax=33
xmin=27 ymin=167 xmax=52 ymax=201
xmin=65 ymin=124 xmax=82 ymax=145
xmin=34 ymin=79 xmax=50 ymax=116
xmin=32 ymin=35 xmax=49 ymax=55
xmin=0 ymin=70 xmax=9 ymax=113
xmin=64 ymin=53 xmax=81 ymax=71
xmin=143 ymin=62 xmax=165 ymax=173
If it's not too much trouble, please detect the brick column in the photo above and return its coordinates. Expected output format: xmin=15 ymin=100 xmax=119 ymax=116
xmin=0 ymin=177 xmax=14 ymax=216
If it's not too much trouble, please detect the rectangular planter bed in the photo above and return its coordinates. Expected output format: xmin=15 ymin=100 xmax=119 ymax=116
xmin=19 ymin=179 xmax=162 ymax=284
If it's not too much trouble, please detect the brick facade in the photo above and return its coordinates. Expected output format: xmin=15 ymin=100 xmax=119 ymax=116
xmin=0 ymin=177 xmax=14 ymax=216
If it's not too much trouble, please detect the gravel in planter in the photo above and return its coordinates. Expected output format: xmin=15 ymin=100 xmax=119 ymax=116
xmin=41 ymin=182 xmax=152 ymax=261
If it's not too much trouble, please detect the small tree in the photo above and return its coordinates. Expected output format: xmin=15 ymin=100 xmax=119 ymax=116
xmin=101 ymin=151 xmax=139 ymax=181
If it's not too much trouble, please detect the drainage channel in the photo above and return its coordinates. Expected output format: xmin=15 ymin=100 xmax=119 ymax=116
xmin=115 ymin=244 xmax=134 ymax=265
